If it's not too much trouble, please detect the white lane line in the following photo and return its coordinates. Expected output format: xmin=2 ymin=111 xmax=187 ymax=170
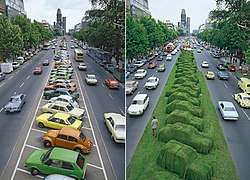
xmin=25 ymin=144 xmax=42 ymax=150
xmin=31 ymin=128 xmax=47 ymax=134
xmin=16 ymin=168 xmax=44 ymax=179
xmin=26 ymin=75 xmax=30 ymax=80
xmin=16 ymin=70 xmax=20 ymax=73
xmin=106 ymin=71 xmax=109 ymax=74
xmin=9 ymin=76 xmax=13 ymax=80
xmin=120 ymin=83 xmax=124 ymax=88
xmin=0 ymin=82 xmax=5 ymax=87
xmin=14 ymin=92 xmax=16 ymax=95
xmin=87 ymin=163 xmax=103 ymax=170
xmin=92 ymin=70 xmax=94 ymax=73
xmin=108 ymin=93 xmax=114 ymax=99
xmin=119 ymin=108 xmax=125 ymax=115
xmin=242 ymin=109 xmax=250 ymax=121
xmin=20 ymin=82 xmax=24 ymax=88
xmin=224 ymin=83 xmax=228 ymax=88
xmin=0 ymin=108 xmax=3 ymax=112
xmin=82 ymin=126 xmax=92 ymax=131
xmin=101 ymin=83 xmax=105 ymax=88
xmin=229 ymin=72 xmax=232 ymax=75
xmin=22 ymin=66 xmax=25 ymax=69
xmin=231 ymin=94 xmax=234 ymax=98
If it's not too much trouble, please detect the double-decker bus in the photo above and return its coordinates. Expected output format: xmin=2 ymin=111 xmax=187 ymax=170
xmin=74 ymin=49 xmax=84 ymax=61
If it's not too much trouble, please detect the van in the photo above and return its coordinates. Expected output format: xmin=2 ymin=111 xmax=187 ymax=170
xmin=16 ymin=57 xmax=24 ymax=65
xmin=1 ymin=63 xmax=13 ymax=73
xmin=238 ymin=78 xmax=250 ymax=93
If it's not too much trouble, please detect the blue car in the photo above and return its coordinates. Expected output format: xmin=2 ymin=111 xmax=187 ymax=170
xmin=217 ymin=71 xmax=229 ymax=80
xmin=127 ymin=65 xmax=137 ymax=73
xmin=4 ymin=94 xmax=26 ymax=112
xmin=0 ymin=72 xmax=5 ymax=82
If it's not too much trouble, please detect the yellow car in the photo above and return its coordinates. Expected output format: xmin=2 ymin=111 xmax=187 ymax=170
xmin=234 ymin=92 xmax=250 ymax=108
xmin=205 ymin=71 xmax=215 ymax=80
xmin=126 ymin=80 xmax=138 ymax=95
xmin=36 ymin=112 xmax=82 ymax=130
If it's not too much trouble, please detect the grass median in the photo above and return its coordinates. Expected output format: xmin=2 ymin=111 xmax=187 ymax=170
xmin=127 ymin=51 xmax=238 ymax=180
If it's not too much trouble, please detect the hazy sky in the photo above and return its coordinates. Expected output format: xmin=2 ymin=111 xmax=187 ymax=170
xmin=24 ymin=0 xmax=92 ymax=31
xmin=148 ymin=0 xmax=217 ymax=32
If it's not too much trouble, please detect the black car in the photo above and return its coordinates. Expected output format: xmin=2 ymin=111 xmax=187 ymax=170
xmin=4 ymin=94 xmax=26 ymax=112
xmin=217 ymin=64 xmax=226 ymax=71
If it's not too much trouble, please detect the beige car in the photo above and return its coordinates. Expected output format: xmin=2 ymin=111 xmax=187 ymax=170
xmin=85 ymin=74 xmax=98 ymax=85
xmin=126 ymin=80 xmax=138 ymax=95
xmin=234 ymin=92 xmax=250 ymax=108
xmin=104 ymin=113 xmax=125 ymax=143
xmin=41 ymin=101 xmax=85 ymax=120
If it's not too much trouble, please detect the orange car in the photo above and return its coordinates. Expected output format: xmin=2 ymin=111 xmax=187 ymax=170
xmin=105 ymin=77 xmax=120 ymax=89
xmin=42 ymin=127 xmax=93 ymax=154
xmin=44 ymin=83 xmax=77 ymax=92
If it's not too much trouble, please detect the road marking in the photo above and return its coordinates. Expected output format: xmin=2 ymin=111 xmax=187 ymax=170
xmin=87 ymin=163 xmax=103 ymax=170
xmin=106 ymin=71 xmax=109 ymax=74
xmin=119 ymin=108 xmax=125 ymax=115
xmin=9 ymin=76 xmax=13 ymax=80
xmin=31 ymin=128 xmax=47 ymax=134
xmin=242 ymin=109 xmax=250 ymax=121
xmin=16 ymin=168 xmax=44 ymax=179
xmin=16 ymin=70 xmax=20 ymax=73
xmin=108 ymin=93 xmax=114 ymax=99
xmin=229 ymin=72 xmax=232 ymax=75
xmin=26 ymin=75 xmax=30 ymax=80
xmin=120 ymin=83 xmax=124 ymax=88
xmin=92 ymin=70 xmax=94 ymax=73
xmin=224 ymin=83 xmax=228 ymax=88
xmin=231 ymin=94 xmax=234 ymax=98
xmin=14 ymin=92 xmax=16 ymax=95
xmin=0 ymin=108 xmax=3 ymax=112
xmin=22 ymin=66 xmax=25 ymax=69
xmin=0 ymin=82 xmax=5 ymax=87
xmin=20 ymin=82 xmax=24 ymax=88
xmin=25 ymin=144 xmax=42 ymax=150
xmin=82 ymin=126 xmax=92 ymax=131
xmin=101 ymin=83 xmax=105 ymax=87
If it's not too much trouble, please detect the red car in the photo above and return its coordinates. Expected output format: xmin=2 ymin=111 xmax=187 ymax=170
xmin=147 ymin=61 xmax=157 ymax=68
xmin=228 ymin=64 xmax=236 ymax=71
xmin=44 ymin=83 xmax=77 ymax=92
xmin=33 ymin=66 xmax=43 ymax=75
xmin=105 ymin=77 xmax=120 ymax=89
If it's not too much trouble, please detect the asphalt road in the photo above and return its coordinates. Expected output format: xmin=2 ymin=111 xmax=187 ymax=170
xmin=126 ymin=52 xmax=180 ymax=165
xmin=194 ymin=47 xmax=250 ymax=180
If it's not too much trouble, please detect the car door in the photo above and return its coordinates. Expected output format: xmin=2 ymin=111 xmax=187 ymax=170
xmin=67 ymin=136 xmax=79 ymax=150
xmin=50 ymin=105 xmax=60 ymax=114
xmin=47 ymin=117 xmax=60 ymax=129
xmin=43 ymin=159 xmax=62 ymax=174
xmin=60 ymin=161 xmax=78 ymax=178
xmin=55 ymin=134 xmax=68 ymax=148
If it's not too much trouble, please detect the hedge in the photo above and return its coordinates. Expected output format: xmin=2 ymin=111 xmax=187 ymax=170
xmin=167 ymin=92 xmax=201 ymax=106
xmin=174 ymin=76 xmax=199 ymax=85
xmin=175 ymin=68 xmax=196 ymax=74
xmin=166 ymin=86 xmax=200 ymax=98
xmin=165 ymin=110 xmax=204 ymax=131
xmin=175 ymin=72 xmax=193 ymax=78
xmin=158 ymin=123 xmax=213 ymax=154
xmin=186 ymin=159 xmax=213 ymax=180
xmin=172 ymin=82 xmax=201 ymax=94
xmin=166 ymin=100 xmax=204 ymax=118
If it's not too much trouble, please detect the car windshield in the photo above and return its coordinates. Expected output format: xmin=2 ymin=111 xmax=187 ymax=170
xmin=224 ymin=107 xmax=236 ymax=111
xmin=41 ymin=148 xmax=52 ymax=163
xmin=115 ymin=125 xmax=125 ymax=132
xmin=88 ymin=76 xmax=96 ymax=79
xmin=147 ymin=79 xmax=155 ymax=83
xmin=79 ymin=132 xmax=86 ymax=141
xmin=110 ymin=81 xmax=118 ymax=84
xmin=67 ymin=116 xmax=76 ymax=124
xmin=137 ymin=70 xmax=144 ymax=74
xmin=66 ymin=104 xmax=74 ymax=111
xmin=76 ymin=154 xmax=85 ymax=169
xmin=10 ymin=97 xmax=19 ymax=103
xmin=126 ymin=84 xmax=133 ymax=88
xmin=132 ymin=100 xmax=143 ymax=105
xmin=243 ymin=97 xmax=250 ymax=101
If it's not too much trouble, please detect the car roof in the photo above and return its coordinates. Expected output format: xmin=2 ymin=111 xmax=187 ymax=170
xmin=58 ymin=95 xmax=73 ymax=100
xmin=56 ymin=88 xmax=70 ymax=92
xmin=54 ymin=112 xmax=71 ymax=119
xmin=51 ymin=101 xmax=69 ymax=106
xmin=59 ymin=127 xmax=81 ymax=137
xmin=148 ymin=76 xmax=157 ymax=80
xmin=126 ymin=80 xmax=136 ymax=84
xmin=11 ymin=94 xmax=24 ymax=98
xmin=50 ymin=147 xmax=78 ymax=163
xmin=104 ymin=113 xmax=125 ymax=124
xmin=207 ymin=71 xmax=214 ymax=73
xmin=133 ymin=94 xmax=148 ymax=100
xmin=218 ymin=101 xmax=235 ymax=107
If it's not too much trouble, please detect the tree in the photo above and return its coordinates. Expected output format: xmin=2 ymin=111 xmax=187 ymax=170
xmin=0 ymin=15 xmax=23 ymax=61
xmin=244 ymin=46 xmax=250 ymax=64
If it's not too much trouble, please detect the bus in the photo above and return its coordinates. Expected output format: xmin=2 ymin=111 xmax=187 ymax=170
xmin=74 ymin=49 xmax=84 ymax=61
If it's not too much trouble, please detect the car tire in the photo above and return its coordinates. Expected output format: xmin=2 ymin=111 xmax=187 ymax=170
xmin=31 ymin=168 xmax=39 ymax=176
xmin=43 ymin=140 xmax=52 ymax=148
xmin=38 ymin=122 xmax=44 ymax=128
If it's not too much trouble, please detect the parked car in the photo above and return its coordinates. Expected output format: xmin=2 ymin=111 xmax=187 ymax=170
xmin=166 ymin=54 xmax=172 ymax=61
xmin=36 ymin=112 xmax=82 ymax=130
xmin=201 ymin=61 xmax=209 ymax=68
xmin=42 ymin=127 xmax=92 ymax=153
xmin=206 ymin=71 xmax=215 ymax=80
xmin=126 ymin=80 xmax=138 ymax=95
xmin=85 ymin=74 xmax=98 ymax=85
xmin=217 ymin=63 xmax=226 ymax=71
xmin=41 ymin=101 xmax=85 ymax=120
xmin=217 ymin=71 xmax=229 ymax=80
xmin=16 ymin=56 xmax=24 ymax=65
xmin=42 ymin=59 xmax=49 ymax=66
xmin=127 ymin=94 xmax=150 ymax=115
xmin=157 ymin=64 xmax=165 ymax=72
xmin=48 ymin=79 xmax=76 ymax=88
xmin=78 ymin=63 xmax=87 ymax=70
xmin=234 ymin=92 xmax=250 ymax=108
xmin=238 ymin=78 xmax=250 ymax=93
xmin=45 ymin=83 xmax=77 ymax=92
xmin=4 ymin=94 xmax=26 ymax=112
xmin=0 ymin=72 xmax=5 ymax=82
xmin=105 ymin=77 xmax=120 ymax=89
xmin=105 ymin=64 xmax=115 ymax=72
xmin=48 ymin=95 xmax=79 ymax=108
xmin=134 ymin=69 xmax=147 ymax=79
xmin=218 ymin=101 xmax=239 ymax=120
xmin=144 ymin=76 xmax=159 ymax=89
xmin=33 ymin=66 xmax=43 ymax=75
xmin=44 ymin=88 xmax=79 ymax=101
xmin=104 ymin=113 xmax=125 ymax=143
xmin=45 ymin=174 xmax=75 ymax=180
xmin=228 ymin=64 xmax=236 ymax=71
xmin=50 ymin=72 xmax=71 ymax=80
xmin=147 ymin=61 xmax=157 ymax=69
xmin=25 ymin=147 xmax=88 ymax=179
xmin=223 ymin=61 xmax=231 ymax=68
xmin=12 ymin=62 xmax=20 ymax=69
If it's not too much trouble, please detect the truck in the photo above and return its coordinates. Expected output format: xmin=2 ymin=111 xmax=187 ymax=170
xmin=1 ymin=63 xmax=13 ymax=73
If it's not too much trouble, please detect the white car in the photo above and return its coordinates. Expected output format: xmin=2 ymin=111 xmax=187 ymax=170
xmin=171 ymin=49 xmax=177 ymax=55
xmin=85 ymin=74 xmax=97 ymax=85
xmin=134 ymin=69 xmax=147 ymax=79
xmin=78 ymin=63 xmax=87 ymax=70
xmin=201 ymin=61 xmax=209 ymax=68
xmin=218 ymin=101 xmax=239 ymax=120
xmin=134 ymin=61 xmax=144 ymax=68
xmin=127 ymin=94 xmax=150 ymax=115
xmin=197 ymin=49 xmax=202 ymax=53
xmin=144 ymin=76 xmax=159 ymax=89
xmin=104 ymin=113 xmax=125 ymax=143
xmin=12 ymin=62 xmax=20 ymax=69
xmin=48 ymin=95 xmax=79 ymax=108
xmin=51 ymin=45 xmax=55 ymax=49
xmin=16 ymin=56 xmax=24 ymax=65
xmin=71 ymin=45 xmax=75 ymax=49
xmin=166 ymin=54 xmax=172 ymax=60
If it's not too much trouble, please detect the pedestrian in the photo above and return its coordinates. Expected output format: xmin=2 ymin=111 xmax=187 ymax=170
xmin=151 ymin=116 xmax=158 ymax=137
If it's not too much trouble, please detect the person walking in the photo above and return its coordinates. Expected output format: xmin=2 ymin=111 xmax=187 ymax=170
xmin=151 ymin=116 xmax=159 ymax=137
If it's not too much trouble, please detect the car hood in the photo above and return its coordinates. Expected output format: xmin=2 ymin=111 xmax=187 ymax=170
xmin=25 ymin=149 xmax=47 ymax=166
xmin=134 ymin=73 xmax=144 ymax=77
xmin=145 ymin=82 xmax=157 ymax=86
xmin=128 ymin=104 xmax=144 ymax=112
xmin=70 ymin=108 xmax=85 ymax=117
xmin=223 ymin=110 xmax=239 ymax=118
xmin=71 ymin=120 xmax=83 ymax=129
xmin=115 ymin=130 xmax=125 ymax=140
xmin=37 ymin=113 xmax=54 ymax=121
xmin=5 ymin=102 xmax=20 ymax=109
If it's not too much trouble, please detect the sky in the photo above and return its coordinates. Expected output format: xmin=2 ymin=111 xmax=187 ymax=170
xmin=24 ymin=0 xmax=92 ymax=31
xmin=148 ymin=0 xmax=217 ymax=32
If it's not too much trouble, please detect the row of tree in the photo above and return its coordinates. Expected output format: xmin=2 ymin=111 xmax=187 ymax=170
xmin=0 ymin=15 xmax=55 ymax=61
xmin=126 ymin=15 xmax=178 ymax=60
xmin=198 ymin=0 xmax=250 ymax=64
xmin=73 ymin=0 xmax=125 ymax=62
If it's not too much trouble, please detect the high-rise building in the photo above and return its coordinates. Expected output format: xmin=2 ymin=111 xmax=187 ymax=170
xmin=181 ymin=9 xmax=186 ymax=27
xmin=187 ymin=17 xmax=190 ymax=35
xmin=128 ymin=0 xmax=150 ymax=18
xmin=63 ymin=16 xmax=66 ymax=33
xmin=56 ymin=8 xmax=62 ymax=27
xmin=5 ymin=0 xmax=26 ymax=19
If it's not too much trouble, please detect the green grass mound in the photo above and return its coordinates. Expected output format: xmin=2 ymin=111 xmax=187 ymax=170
xmin=175 ymin=68 xmax=196 ymax=74
xmin=156 ymin=140 xmax=198 ymax=178
xmin=174 ymin=76 xmax=199 ymax=85
xmin=158 ymin=123 xmax=213 ymax=154
xmin=167 ymin=92 xmax=201 ymax=106
xmin=166 ymin=86 xmax=200 ymax=98
xmin=165 ymin=110 xmax=204 ymax=131
xmin=172 ymin=83 xmax=201 ymax=94
xmin=175 ymin=72 xmax=193 ymax=78
xmin=186 ymin=159 xmax=213 ymax=180
xmin=136 ymin=170 xmax=180 ymax=180
xmin=166 ymin=100 xmax=204 ymax=118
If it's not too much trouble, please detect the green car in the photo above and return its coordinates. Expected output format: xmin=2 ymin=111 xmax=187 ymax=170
xmin=158 ymin=64 xmax=166 ymax=72
xmin=44 ymin=88 xmax=79 ymax=100
xmin=25 ymin=147 xmax=88 ymax=180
